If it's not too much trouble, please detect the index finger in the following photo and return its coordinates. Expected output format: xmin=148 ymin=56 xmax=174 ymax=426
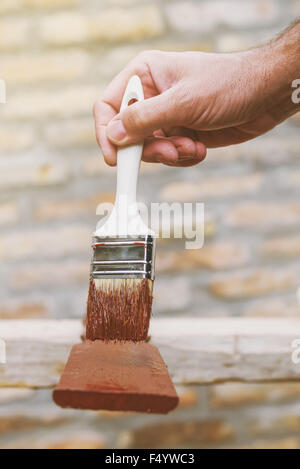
xmin=93 ymin=67 xmax=136 ymax=165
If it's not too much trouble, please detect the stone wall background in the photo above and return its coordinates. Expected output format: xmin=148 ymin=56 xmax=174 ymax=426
xmin=0 ymin=0 xmax=300 ymax=449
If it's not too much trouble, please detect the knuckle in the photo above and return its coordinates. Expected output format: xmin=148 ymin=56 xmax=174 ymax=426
xmin=133 ymin=49 xmax=160 ymax=68
xmin=124 ymin=106 xmax=144 ymax=134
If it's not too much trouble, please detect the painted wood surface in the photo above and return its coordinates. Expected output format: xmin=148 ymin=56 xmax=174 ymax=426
xmin=0 ymin=318 xmax=300 ymax=388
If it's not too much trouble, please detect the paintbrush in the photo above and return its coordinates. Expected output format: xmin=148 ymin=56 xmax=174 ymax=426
xmin=53 ymin=76 xmax=178 ymax=414
xmin=87 ymin=75 xmax=155 ymax=341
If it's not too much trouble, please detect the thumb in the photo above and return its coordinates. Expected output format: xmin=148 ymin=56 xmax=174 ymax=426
xmin=106 ymin=88 xmax=181 ymax=145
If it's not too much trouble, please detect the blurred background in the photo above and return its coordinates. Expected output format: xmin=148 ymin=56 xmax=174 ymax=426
xmin=0 ymin=0 xmax=300 ymax=449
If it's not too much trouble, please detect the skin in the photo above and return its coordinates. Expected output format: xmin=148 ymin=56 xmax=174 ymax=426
xmin=94 ymin=21 xmax=300 ymax=168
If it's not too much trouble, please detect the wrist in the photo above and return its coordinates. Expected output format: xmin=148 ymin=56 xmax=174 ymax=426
xmin=252 ymin=25 xmax=300 ymax=123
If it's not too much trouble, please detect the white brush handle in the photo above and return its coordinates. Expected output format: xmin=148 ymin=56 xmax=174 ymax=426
xmin=95 ymin=76 xmax=154 ymax=237
xmin=114 ymin=75 xmax=144 ymax=209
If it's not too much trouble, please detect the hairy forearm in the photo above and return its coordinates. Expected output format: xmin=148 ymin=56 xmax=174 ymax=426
xmin=260 ymin=19 xmax=300 ymax=122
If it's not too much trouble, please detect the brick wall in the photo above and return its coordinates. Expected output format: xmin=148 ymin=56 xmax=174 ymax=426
xmin=0 ymin=0 xmax=300 ymax=449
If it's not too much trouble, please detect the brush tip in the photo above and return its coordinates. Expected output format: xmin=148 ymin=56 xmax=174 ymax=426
xmin=86 ymin=278 xmax=153 ymax=342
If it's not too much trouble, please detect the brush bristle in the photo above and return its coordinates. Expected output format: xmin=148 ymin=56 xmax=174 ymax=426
xmin=86 ymin=278 xmax=153 ymax=342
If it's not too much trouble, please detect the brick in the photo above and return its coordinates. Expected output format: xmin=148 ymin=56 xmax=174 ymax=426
xmin=1 ymin=50 xmax=89 ymax=85
xmin=262 ymin=234 xmax=300 ymax=258
xmin=82 ymin=155 xmax=160 ymax=176
xmin=0 ymin=415 xmax=67 ymax=435
xmin=268 ymin=168 xmax=300 ymax=191
xmin=0 ymin=0 xmax=79 ymax=10
xmin=156 ymin=241 xmax=249 ymax=272
xmin=0 ymin=225 xmax=91 ymax=261
xmin=216 ymin=33 xmax=258 ymax=53
xmin=0 ymin=300 xmax=48 ymax=319
xmin=40 ymin=13 xmax=88 ymax=45
xmin=244 ymin=297 xmax=300 ymax=317
xmin=34 ymin=192 xmax=114 ymax=221
xmin=8 ymin=260 xmax=89 ymax=290
xmin=210 ymin=268 xmax=298 ymax=299
xmin=155 ymin=219 xmax=217 ymax=247
xmin=99 ymin=39 xmax=210 ymax=81
xmin=209 ymin=137 xmax=300 ymax=167
xmin=99 ymin=45 xmax=144 ymax=79
xmin=118 ymin=419 xmax=235 ymax=448
xmin=46 ymin=434 xmax=107 ymax=450
xmin=245 ymin=138 xmax=300 ymax=166
xmin=211 ymin=383 xmax=300 ymax=409
xmin=0 ymin=18 xmax=30 ymax=50
xmin=160 ymin=173 xmax=263 ymax=201
xmin=0 ymin=0 xmax=21 ymax=14
xmin=24 ymin=0 xmax=79 ymax=8
xmin=166 ymin=0 xmax=279 ymax=33
xmin=152 ymin=206 xmax=214 ymax=241
xmin=226 ymin=202 xmax=300 ymax=230
xmin=176 ymin=386 xmax=198 ymax=408
xmin=206 ymin=145 xmax=244 ymax=165
xmin=237 ymin=437 xmax=300 ymax=450
xmin=260 ymin=384 xmax=300 ymax=403
xmin=156 ymin=250 xmax=179 ymax=273
xmin=156 ymin=39 xmax=213 ymax=53
xmin=0 ymin=156 xmax=69 ymax=188
xmin=153 ymin=277 xmax=192 ymax=313
xmin=0 ymin=201 xmax=18 ymax=226
xmin=250 ymin=413 xmax=300 ymax=437
xmin=211 ymin=383 xmax=266 ymax=409
xmin=280 ymin=169 xmax=300 ymax=188
xmin=275 ymin=415 xmax=300 ymax=433
xmin=0 ymin=417 xmax=43 ymax=434
xmin=184 ymin=242 xmax=250 ymax=270
xmin=0 ymin=126 xmax=35 ymax=153
xmin=89 ymin=6 xmax=164 ymax=42
xmin=0 ymin=389 xmax=34 ymax=404
xmin=97 ymin=410 xmax=132 ymax=420
xmin=204 ymin=220 xmax=217 ymax=239
xmin=1 ymin=431 xmax=107 ymax=450
xmin=41 ymin=7 xmax=164 ymax=45
xmin=108 ymin=0 xmax=142 ymax=4
xmin=45 ymin=117 xmax=95 ymax=148
xmin=215 ymin=29 xmax=278 ymax=53
xmin=3 ymin=86 xmax=99 ymax=120
xmin=82 ymin=155 xmax=118 ymax=175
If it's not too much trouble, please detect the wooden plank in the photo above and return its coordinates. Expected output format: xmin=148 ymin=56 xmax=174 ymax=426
xmin=0 ymin=318 xmax=300 ymax=388
xmin=0 ymin=320 xmax=83 ymax=388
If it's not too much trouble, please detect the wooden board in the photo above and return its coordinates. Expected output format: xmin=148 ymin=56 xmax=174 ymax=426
xmin=0 ymin=318 xmax=300 ymax=388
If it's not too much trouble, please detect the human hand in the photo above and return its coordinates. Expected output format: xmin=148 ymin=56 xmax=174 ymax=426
xmin=94 ymin=33 xmax=299 ymax=167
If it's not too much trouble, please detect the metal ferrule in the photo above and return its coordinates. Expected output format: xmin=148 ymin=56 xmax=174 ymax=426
xmin=90 ymin=235 xmax=156 ymax=280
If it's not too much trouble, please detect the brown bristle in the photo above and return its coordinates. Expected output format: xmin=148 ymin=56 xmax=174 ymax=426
xmin=86 ymin=278 xmax=153 ymax=342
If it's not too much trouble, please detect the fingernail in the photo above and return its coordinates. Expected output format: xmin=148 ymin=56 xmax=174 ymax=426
xmin=107 ymin=120 xmax=128 ymax=143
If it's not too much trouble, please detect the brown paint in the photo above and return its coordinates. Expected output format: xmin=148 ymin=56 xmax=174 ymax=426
xmin=86 ymin=278 xmax=153 ymax=342
xmin=53 ymin=340 xmax=179 ymax=414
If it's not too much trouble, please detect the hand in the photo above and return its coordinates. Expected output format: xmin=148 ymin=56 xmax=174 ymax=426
xmin=94 ymin=41 xmax=299 ymax=167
